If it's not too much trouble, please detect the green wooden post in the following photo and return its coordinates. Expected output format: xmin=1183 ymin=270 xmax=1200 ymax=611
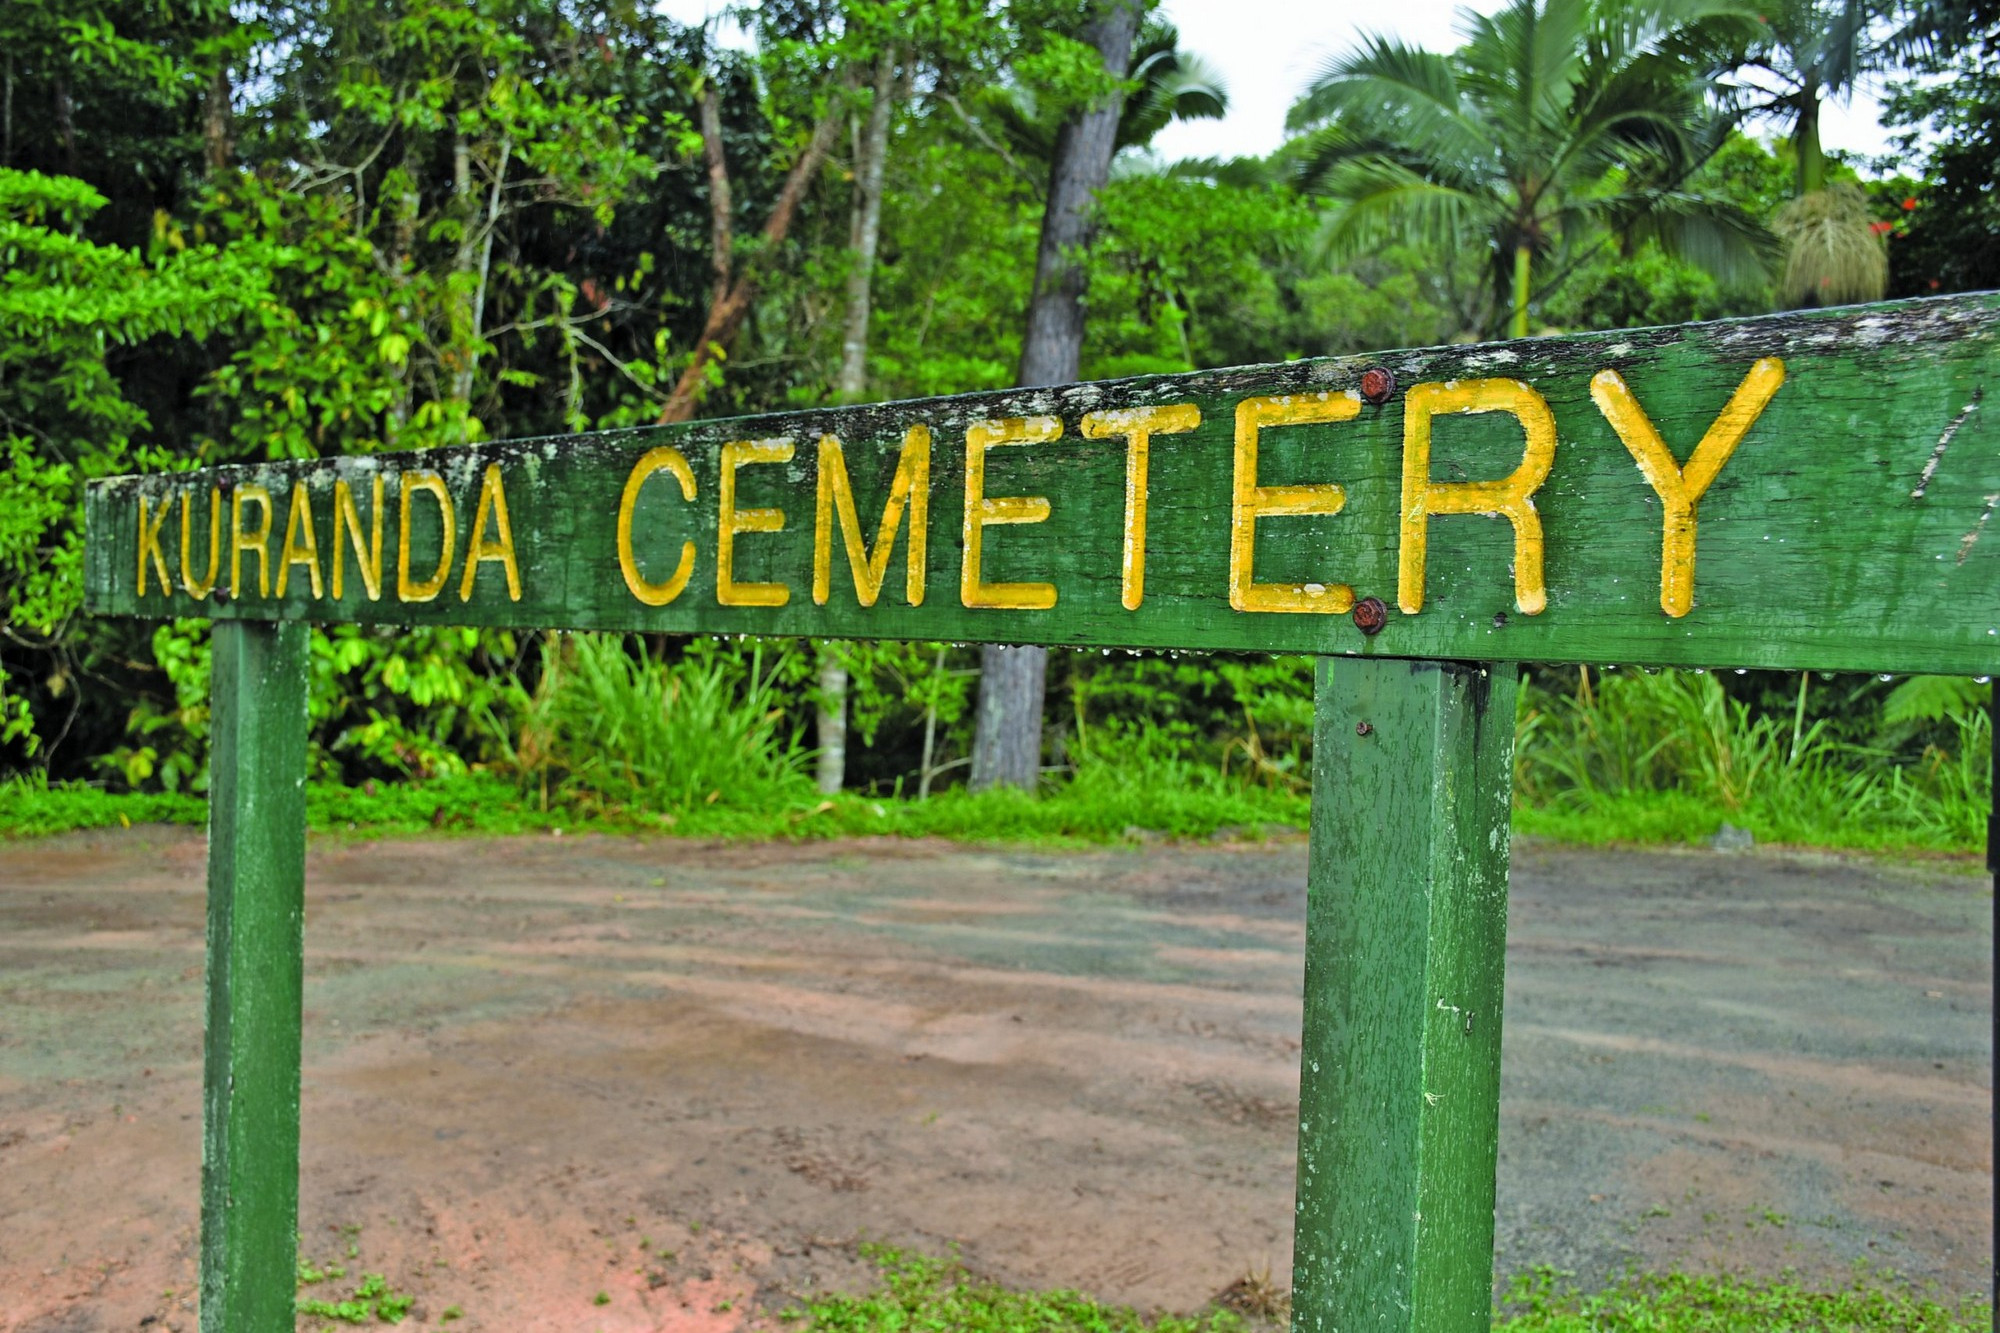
xmin=1292 ymin=658 xmax=1519 ymax=1332
xmin=201 ymin=618 xmax=310 ymax=1332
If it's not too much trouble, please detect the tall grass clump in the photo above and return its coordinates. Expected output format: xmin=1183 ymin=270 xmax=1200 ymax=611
xmin=1516 ymin=668 xmax=1991 ymax=853
xmin=489 ymin=633 xmax=812 ymax=816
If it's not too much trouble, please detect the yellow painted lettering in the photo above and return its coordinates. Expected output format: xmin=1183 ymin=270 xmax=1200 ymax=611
xmin=458 ymin=465 xmax=521 ymax=601
xmin=396 ymin=472 xmax=454 ymax=603
xmin=332 ymin=476 xmax=385 ymax=601
xmin=717 ymin=438 xmax=795 ymax=607
xmin=1229 ymin=394 xmax=1358 ymax=614
xmin=274 ymin=482 xmax=323 ymax=598
xmin=961 ymin=417 xmax=1060 ymax=611
xmin=1398 ymin=379 xmax=1556 ymax=616
xmin=616 ymin=446 xmax=697 ymax=606
xmin=813 ymin=426 xmax=930 ymax=608
xmin=1590 ymin=357 xmax=1785 ymax=618
xmin=180 ymin=487 xmax=221 ymax=599
xmin=1081 ymin=404 xmax=1201 ymax=611
xmin=136 ymin=495 xmax=171 ymax=597
xmin=230 ymin=484 xmax=273 ymax=598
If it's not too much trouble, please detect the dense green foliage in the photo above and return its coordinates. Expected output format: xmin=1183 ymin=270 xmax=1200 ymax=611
xmin=0 ymin=0 xmax=1991 ymax=847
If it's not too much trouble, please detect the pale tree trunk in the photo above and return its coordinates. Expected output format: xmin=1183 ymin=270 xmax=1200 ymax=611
xmin=449 ymin=123 xmax=480 ymax=404
xmin=835 ymin=49 xmax=897 ymax=400
xmin=388 ymin=144 xmax=421 ymax=432
xmin=815 ymin=651 xmax=849 ymax=795
xmin=970 ymin=0 xmax=1142 ymax=792
xmin=460 ymin=136 xmax=508 ymax=405
xmin=816 ymin=48 xmax=900 ymax=794
xmin=659 ymin=80 xmax=843 ymax=424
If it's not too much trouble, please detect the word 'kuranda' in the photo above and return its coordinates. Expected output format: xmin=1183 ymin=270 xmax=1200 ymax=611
xmin=132 ymin=363 xmax=1785 ymax=623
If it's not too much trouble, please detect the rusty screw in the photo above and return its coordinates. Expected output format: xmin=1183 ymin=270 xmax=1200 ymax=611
xmin=1355 ymin=720 xmax=1374 ymax=737
xmin=1359 ymin=366 xmax=1397 ymax=405
xmin=1352 ymin=595 xmax=1389 ymax=635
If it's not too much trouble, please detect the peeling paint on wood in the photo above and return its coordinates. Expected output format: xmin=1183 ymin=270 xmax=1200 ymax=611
xmin=1294 ymin=658 xmax=1517 ymax=1333
xmin=84 ymin=294 xmax=2000 ymax=674
xmin=200 ymin=620 xmax=308 ymax=1333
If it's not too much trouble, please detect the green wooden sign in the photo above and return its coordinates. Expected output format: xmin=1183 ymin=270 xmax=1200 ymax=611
xmin=88 ymin=294 xmax=2000 ymax=673
xmin=81 ymin=293 xmax=2000 ymax=1333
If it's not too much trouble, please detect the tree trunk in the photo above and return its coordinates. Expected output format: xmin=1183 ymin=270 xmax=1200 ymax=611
xmin=971 ymin=0 xmax=1141 ymax=792
xmin=1794 ymin=90 xmax=1826 ymax=197
xmin=53 ymin=75 xmax=76 ymax=176
xmin=816 ymin=654 xmax=848 ymax=795
xmin=5 ymin=57 xmax=16 ymax=169
xmin=1015 ymin=0 xmax=1142 ymax=388
xmin=836 ymin=49 xmax=897 ymax=401
xmin=203 ymin=63 xmax=233 ymax=177
xmin=659 ymin=84 xmax=843 ymax=424
xmin=969 ymin=643 xmax=1048 ymax=791
xmin=449 ymin=123 xmax=479 ymax=403
xmin=813 ymin=51 xmax=901 ymax=794
xmin=1510 ymin=243 xmax=1532 ymax=338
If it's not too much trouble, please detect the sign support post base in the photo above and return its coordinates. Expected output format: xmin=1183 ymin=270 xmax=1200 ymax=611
xmin=200 ymin=619 xmax=310 ymax=1332
xmin=1291 ymin=658 xmax=1518 ymax=1332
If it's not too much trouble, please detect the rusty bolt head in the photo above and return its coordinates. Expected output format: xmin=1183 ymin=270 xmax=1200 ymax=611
xmin=1355 ymin=720 xmax=1374 ymax=737
xmin=1359 ymin=367 xmax=1396 ymax=405
xmin=1352 ymin=595 xmax=1389 ymax=635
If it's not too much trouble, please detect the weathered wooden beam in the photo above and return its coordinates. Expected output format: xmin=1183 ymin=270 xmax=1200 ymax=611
xmin=83 ymin=294 xmax=2000 ymax=676
xmin=1292 ymin=658 xmax=1517 ymax=1332
xmin=200 ymin=620 xmax=309 ymax=1333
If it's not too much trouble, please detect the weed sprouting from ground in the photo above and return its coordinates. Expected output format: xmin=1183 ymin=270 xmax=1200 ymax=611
xmin=1495 ymin=1266 xmax=1991 ymax=1331
xmin=797 ymin=1246 xmax=1245 ymax=1333
xmin=794 ymin=1251 xmax=1990 ymax=1333
xmin=295 ymin=1265 xmax=414 ymax=1324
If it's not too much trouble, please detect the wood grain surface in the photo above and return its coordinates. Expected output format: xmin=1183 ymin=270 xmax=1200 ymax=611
xmin=85 ymin=293 xmax=2000 ymax=674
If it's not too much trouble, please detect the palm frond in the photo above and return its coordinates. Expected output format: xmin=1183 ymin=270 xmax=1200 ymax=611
xmin=1312 ymin=157 xmax=1490 ymax=259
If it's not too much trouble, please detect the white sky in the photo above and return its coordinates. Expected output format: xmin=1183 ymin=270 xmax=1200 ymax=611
xmin=657 ymin=0 xmax=1920 ymax=172
xmin=1152 ymin=0 xmax=1915 ymax=170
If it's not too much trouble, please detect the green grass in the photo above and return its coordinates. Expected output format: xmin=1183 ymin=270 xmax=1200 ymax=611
xmin=787 ymin=1250 xmax=1989 ymax=1333
xmin=794 ymin=1248 xmax=1247 ymax=1333
xmin=5 ymin=761 xmax=1987 ymax=860
xmin=1515 ymin=669 xmax=1990 ymax=857
xmin=1497 ymin=1267 xmax=1990 ymax=1331
xmin=4 ymin=662 xmax=1985 ymax=858
xmin=0 ymin=766 xmax=1308 ymax=845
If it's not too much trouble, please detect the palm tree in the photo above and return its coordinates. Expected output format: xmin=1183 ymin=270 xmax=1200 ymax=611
xmin=1720 ymin=0 xmax=1894 ymax=307
xmin=975 ymin=20 xmax=1228 ymax=171
xmin=1288 ymin=0 xmax=1770 ymax=338
xmin=1724 ymin=0 xmax=1875 ymax=196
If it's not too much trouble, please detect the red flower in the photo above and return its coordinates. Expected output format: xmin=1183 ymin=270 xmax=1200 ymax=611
xmin=1902 ymin=197 xmax=1919 ymax=210
xmin=1869 ymin=220 xmax=1895 ymax=235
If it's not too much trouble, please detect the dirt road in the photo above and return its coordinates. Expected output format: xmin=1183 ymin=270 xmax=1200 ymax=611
xmin=1 ymin=830 xmax=1989 ymax=1332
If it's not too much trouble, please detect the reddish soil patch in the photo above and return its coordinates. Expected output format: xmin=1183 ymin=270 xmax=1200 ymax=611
xmin=0 ymin=830 xmax=1988 ymax=1332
